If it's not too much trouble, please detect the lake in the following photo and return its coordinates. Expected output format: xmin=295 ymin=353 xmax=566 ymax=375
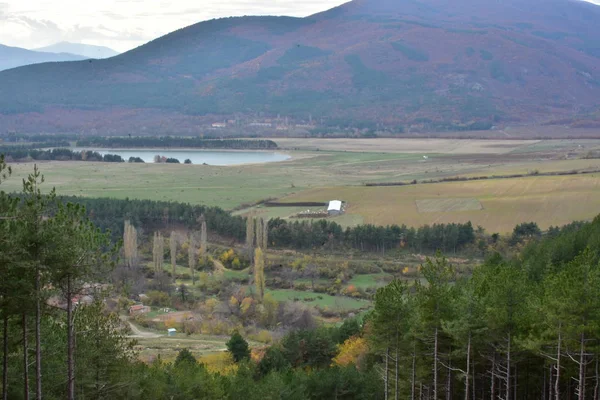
xmin=72 ymin=148 xmax=291 ymax=166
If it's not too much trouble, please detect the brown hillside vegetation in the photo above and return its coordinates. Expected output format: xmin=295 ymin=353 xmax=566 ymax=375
xmin=1 ymin=0 xmax=600 ymax=133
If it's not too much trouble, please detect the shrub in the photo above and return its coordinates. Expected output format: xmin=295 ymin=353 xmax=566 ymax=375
xmin=146 ymin=290 xmax=171 ymax=307
xmin=249 ymin=330 xmax=273 ymax=344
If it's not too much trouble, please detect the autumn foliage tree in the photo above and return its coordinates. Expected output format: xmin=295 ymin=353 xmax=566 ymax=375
xmin=254 ymin=248 xmax=265 ymax=302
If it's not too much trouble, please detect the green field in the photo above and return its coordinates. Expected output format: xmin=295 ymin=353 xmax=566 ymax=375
xmin=3 ymin=139 xmax=600 ymax=232
xmin=2 ymin=151 xmax=426 ymax=210
xmin=266 ymin=289 xmax=371 ymax=313
xmin=348 ymin=273 xmax=393 ymax=290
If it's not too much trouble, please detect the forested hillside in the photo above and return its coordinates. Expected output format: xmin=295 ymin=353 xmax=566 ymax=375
xmin=1 ymin=0 xmax=600 ymax=133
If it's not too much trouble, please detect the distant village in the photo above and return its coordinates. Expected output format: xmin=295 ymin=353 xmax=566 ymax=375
xmin=208 ymin=115 xmax=316 ymax=132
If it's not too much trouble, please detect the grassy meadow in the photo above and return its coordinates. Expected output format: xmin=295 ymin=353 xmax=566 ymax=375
xmin=2 ymin=138 xmax=599 ymax=233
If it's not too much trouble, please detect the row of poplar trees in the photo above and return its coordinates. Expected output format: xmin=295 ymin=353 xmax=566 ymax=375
xmin=0 ymin=160 xmax=116 ymax=400
xmin=370 ymin=243 xmax=600 ymax=400
xmin=123 ymin=216 xmax=209 ymax=282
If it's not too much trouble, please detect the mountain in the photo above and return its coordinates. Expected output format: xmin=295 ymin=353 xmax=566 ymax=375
xmin=1 ymin=0 xmax=600 ymax=134
xmin=35 ymin=42 xmax=119 ymax=59
xmin=0 ymin=44 xmax=86 ymax=72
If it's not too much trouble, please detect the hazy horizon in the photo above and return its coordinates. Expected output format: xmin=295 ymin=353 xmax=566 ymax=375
xmin=0 ymin=0 xmax=348 ymax=53
xmin=1 ymin=0 xmax=599 ymax=53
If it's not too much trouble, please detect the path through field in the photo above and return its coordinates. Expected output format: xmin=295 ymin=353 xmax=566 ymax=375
xmin=123 ymin=318 xmax=163 ymax=339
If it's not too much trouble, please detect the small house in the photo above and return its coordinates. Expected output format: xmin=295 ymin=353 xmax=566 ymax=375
xmin=327 ymin=200 xmax=343 ymax=216
xmin=129 ymin=304 xmax=151 ymax=316
xmin=167 ymin=328 xmax=177 ymax=337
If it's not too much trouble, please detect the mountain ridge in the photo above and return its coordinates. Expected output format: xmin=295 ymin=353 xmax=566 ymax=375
xmin=0 ymin=44 xmax=86 ymax=72
xmin=35 ymin=42 xmax=119 ymax=59
xmin=1 ymin=0 xmax=600 ymax=134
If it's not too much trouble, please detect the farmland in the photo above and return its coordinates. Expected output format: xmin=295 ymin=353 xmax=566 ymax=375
xmin=2 ymin=138 xmax=599 ymax=232
xmin=280 ymin=174 xmax=600 ymax=233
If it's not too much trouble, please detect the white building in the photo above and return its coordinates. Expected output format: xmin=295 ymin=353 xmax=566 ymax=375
xmin=328 ymin=200 xmax=343 ymax=216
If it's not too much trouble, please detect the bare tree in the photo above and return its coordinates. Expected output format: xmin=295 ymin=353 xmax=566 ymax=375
xmin=246 ymin=216 xmax=255 ymax=249
xmin=123 ymin=220 xmax=138 ymax=268
xmin=153 ymin=232 xmax=164 ymax=274
xmin=188 ymin=233 xmax=197 ymax=285
xmin=200 ymin=214 xmax=207 ymax=255
xmin=170 ymin=231 xmax=177 ymax=280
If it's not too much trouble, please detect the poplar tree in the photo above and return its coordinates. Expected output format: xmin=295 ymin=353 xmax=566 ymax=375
xmin=256 ymin=217 xmax=263 ymax=251
xmin=254 ymin=248 xmax=265 ymax=302
xmin=260 ymin=218 xmax=268 ymax=250
xmin=123 ymin=220 xmax=138 ymax=268
xmin=246 ymin=216 xmax=255 ymax=249
xmin=200 ymin=215 xmax=207 ymax=261
xmin=152 ymin=232 xmax=164 ymax=274
xmin=188 ymin=234 xmax=197 ymax=285
xmin=169 ymin=231 xmax=177 ymax=280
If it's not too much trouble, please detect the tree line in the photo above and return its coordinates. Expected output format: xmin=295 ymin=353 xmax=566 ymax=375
xmin=268 ymin=218 xmax=476 ymax=254
xmin=62 ymin=198 xmax=477 ymax=254
xmin=0 ymin=147 xmax=125 ymax=163
xmin=56 ymin=196 xmax=247 ymax=242
xmin=76 ymin=136 xmax=279 ymax=150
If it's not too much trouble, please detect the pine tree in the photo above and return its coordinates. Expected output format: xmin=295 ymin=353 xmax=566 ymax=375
xmin=541 ymin=249 xmax=600 ymax=400
xmin=174 ymin=349 xmax=197 ymax=367
xmin=44 ymin=201 xmax=115 ymax=400
xmin=370 ymin=280 xmax=412 ymax=399
xmin=19 ymin=165 xmax=54 ymax=400
xmin=414 ymin=255 xmax=456 ymax=400
xmin=0 ymin=155 xmax=15 ymax=400
xmin=226 ymin=331 xmax=250 ymax=363
xmin=475 ymin=258 xmax=529 ymax=400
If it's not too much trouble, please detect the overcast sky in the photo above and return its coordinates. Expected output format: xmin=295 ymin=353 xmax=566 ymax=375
xmin=0 ymin=0 xmax=347 ymax=52
xmin=1 ymin=0 xmax=599 ymax=53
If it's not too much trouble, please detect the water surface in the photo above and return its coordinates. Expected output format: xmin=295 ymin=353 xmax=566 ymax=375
xmin=72 ymin=148 xmax=291 ymax=166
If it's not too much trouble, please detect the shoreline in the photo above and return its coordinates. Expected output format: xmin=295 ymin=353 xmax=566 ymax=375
xmin=69 ymin=147 xmax=284 ymax=153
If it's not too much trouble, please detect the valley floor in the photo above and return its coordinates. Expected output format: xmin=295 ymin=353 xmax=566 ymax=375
xmin=3 ymin=138 xmax=600 ymax=233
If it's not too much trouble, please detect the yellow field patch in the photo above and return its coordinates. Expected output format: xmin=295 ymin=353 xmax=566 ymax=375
xmin=416 ymin=198 xmax=483 ymax=213
xmin=281 ymin=174 xmax=600 ymax=233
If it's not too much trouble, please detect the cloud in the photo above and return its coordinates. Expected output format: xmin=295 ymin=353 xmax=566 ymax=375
xmin=3 ymin=0 xmax=596 ymax=52
xmin=0 ymin=0 xmax=347 ymax=51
